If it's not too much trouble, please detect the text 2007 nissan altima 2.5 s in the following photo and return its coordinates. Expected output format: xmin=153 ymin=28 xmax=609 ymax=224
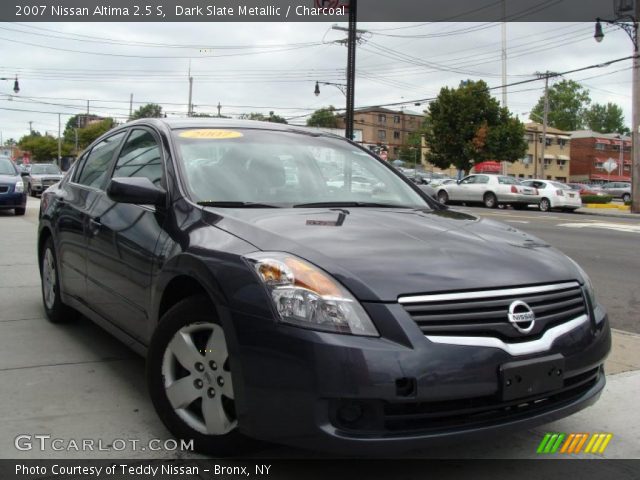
xmin=38 ymin=119 xmax=610 ymax=455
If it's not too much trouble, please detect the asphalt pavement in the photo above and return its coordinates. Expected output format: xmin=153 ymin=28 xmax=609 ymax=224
xmin=0 ymin=198 xmax=639 ymax=460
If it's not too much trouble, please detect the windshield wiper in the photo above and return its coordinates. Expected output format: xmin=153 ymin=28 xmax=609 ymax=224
xmin=197 ymin=201 xmax=279 ymax=208
xmin=293 ymin=201 xmax=413 ymax=208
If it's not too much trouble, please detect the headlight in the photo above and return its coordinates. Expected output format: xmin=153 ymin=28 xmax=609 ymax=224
xmin=567 ymin=257 xmax=597 ymax=309
xmin=244 ymin=252 xmax=379 ymax=337
xmin=15 ymin=180 xmax=24 ymax=193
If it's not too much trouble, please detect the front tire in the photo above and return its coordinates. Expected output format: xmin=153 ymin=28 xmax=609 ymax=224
xmin=622 ymin=193 xmax=631 ymax=203
xmin=147 ymin=295 xmax=253 ymax=456
xmin=15 ymin=207 xmax=26 ymax=216
xmin=40 ymin=237 xmax=77 ymax=323
xmin=437 ymin=190 xmax=449 ymax=205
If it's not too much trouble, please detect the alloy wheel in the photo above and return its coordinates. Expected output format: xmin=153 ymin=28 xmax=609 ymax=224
xmin=42 ymin=248 xmax=57 ymax=310
xmin=161 ymin=322 xmax=236 ymax=436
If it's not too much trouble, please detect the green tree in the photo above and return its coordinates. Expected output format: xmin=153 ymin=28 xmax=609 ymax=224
xmin=424 ymin=80 xmax=527 ymax=173
xmin=531 ymin=79 xmax=591 ymax=131
xmin=239 ymin=111 xmax=288 ymax=124
xmin=398 ymin=132 xmax=423 ymax=162
xmin=306 ymin=106 xmax=340 ymax=128
xmin=18 ymin=134 xmax=71 ymax=162
xmin=77 ymin=119 xmax=115 ymax=150
xmin=584 ymin=102 xmax=629 ymax=134
xmin=131 ymin=103 xmax=164 ymax=119
xmin=3 ymin=138 xmax=17 ymax=147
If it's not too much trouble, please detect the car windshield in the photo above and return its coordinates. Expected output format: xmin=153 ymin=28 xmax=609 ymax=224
xmin=0 ymin=159 xmax=17 ymax=175
xmin=31 ymin=164 xmax=61 ymax=175
xmin=172 ymin=128 xmax=431 ymax=209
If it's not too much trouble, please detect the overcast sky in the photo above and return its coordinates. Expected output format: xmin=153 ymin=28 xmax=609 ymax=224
xmin=0 ymin=21 xmax=633 ymax=142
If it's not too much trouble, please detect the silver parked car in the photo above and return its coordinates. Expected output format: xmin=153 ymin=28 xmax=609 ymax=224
xmin=436 ymin=174 xmax=539 ymax=209
xmin=521 ymin=179 xmax=582 ymax=212
xmin=601 ymin=182 xmax=631 ymax=203
xmin=25 ymin=163 xmax=64 ymax=196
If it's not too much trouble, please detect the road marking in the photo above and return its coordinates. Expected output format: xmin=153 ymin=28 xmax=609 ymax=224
xmin=557 ymin=222 xmax=640 ymax=233
xmin=505 ymin=220 xmax=530 ymax=224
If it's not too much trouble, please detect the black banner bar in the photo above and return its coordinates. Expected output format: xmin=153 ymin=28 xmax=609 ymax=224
xmin=0 ymin=0 xmax=625 ymax=22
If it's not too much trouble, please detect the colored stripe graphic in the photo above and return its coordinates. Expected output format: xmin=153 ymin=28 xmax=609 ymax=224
xmin=540 ymin=433 xmax=613 ymax=455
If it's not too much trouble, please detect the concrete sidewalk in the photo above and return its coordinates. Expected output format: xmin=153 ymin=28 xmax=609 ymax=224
xmin=575 ymin=207 xmax=638 ymax=220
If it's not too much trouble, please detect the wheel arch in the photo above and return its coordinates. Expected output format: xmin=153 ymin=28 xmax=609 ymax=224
xmin=37 ymin=226 xmax=53 ymax=273
xmin=152 ymin=254 xmax=231 ymax=329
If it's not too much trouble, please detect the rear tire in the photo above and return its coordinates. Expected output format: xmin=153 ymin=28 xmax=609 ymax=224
xmin=40 ymin=237 xmax=78 ymax=323
xmin=147 ymin=295 xmax=257 ymax=456
xmin=622 ymin=193 xmax=631 ymax=203
xmin=539 ymin=198 xmax=551 ymax=212
xmin=483 ymin=192 xmax=498 ymax=209
xmin=15 ymin=207 xmax=26 ymax=216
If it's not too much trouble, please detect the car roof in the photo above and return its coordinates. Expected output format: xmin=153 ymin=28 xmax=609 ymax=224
xmin=125 ymin=118 xmax=343 ymax=139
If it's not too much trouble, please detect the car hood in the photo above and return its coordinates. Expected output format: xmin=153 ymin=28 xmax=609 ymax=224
xmin=205 ymin=207 xmax=582 ymax=302
xmin=0 ymin=173 xmax=19 ymax=183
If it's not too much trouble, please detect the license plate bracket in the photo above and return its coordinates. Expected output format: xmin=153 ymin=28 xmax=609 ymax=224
xmin=500 ymin=354 xmax=565 ymax=401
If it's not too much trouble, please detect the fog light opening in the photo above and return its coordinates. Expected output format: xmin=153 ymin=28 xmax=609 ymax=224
xmin=337 ymin=402 xmax=364 ymax=424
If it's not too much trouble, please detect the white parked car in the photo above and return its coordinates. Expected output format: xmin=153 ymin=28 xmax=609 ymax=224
xmin=521 ymin=179 xmax=582 ymax=212
xmin=436 ymin=174 xmax=539 ymax=209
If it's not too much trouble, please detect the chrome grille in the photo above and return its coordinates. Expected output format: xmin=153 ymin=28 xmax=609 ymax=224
xmin=399 ymin=282 xmax=586 ymax=341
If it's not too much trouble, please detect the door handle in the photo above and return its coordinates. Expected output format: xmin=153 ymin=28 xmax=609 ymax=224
xmin=89 ymin=217 xmax=102 ymax=235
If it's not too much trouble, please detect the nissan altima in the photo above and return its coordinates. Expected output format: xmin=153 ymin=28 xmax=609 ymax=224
xmin=38 ymin=119 xmax=610 ymax=455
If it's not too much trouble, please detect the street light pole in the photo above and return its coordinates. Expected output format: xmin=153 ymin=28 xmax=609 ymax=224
xmin=595 ymin=7 xmax=639 ymax=212
xmin=344 ymin=0 xmax=357 ymax=141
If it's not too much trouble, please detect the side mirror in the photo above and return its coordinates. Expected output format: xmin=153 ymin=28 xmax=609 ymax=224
xmin=107 ymin=177 xmax=166 ymax=206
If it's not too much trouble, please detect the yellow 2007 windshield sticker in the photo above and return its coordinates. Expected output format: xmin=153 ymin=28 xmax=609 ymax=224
xmin=179 ymin=129 xmax=243 ymax=139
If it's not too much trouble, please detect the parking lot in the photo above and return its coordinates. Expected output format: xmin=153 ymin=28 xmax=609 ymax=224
xmin=1 ymin=198 xmax=639 ymax=460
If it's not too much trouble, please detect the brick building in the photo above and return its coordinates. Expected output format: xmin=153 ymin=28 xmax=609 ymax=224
xmin=569 ymin=130 xmax=631 ymax=183
xmin=338 ymin=107 xmax=424 ymax=158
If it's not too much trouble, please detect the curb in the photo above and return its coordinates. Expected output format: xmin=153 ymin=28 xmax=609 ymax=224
xmin=584 ymin=204 xmax=630 ymax=211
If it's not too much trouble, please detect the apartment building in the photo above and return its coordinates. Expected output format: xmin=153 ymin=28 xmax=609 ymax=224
xmin=338 ymin=107 xmax=424 ymax=157
xmin=507 ymin=122 xmax=572 ymax=182
xmin=569 ymin=130 xmax=631 ymax=183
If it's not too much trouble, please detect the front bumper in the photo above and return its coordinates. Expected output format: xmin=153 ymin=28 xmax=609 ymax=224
xmin=226 ymin=302 xmax=610 ymax=454
xmin=0 ymin=190 xmax=27 ymax=209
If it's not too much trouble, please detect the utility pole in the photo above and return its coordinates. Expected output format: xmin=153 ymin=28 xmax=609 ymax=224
xmin=217 ymin=102 xmax=222 ymax=117
xmin=535 ymin=71 xmax=558 ymax=179
xmin=345 ymin=0 xmax=357 ymax=141
xmin=129 ymin=93 xmax=133 ymax=120
xmin=187 ymin=60 xmax=193 ymax=117
xmin=57 ymin=113 xmax=61 ymax=167
xmin=501 ymin=0 xmax=507 ymax=108
xmin=633 ymin=0 xmax=639 ymax=213
xmin=332 ymin=3 xmax=359 ymax=140
xmin=501 ymin=0 xmax=507 ymax=175
xmin=86 ymin=100 xmax=90 ymax=114
xmin=28 ymin=121 xmax=33 ymax=135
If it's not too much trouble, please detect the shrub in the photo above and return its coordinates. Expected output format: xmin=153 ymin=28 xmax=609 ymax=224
xmin=625 ymin=200 xmax=632 ymax=206
xmin=581 ymin=195 xmax=612 ymax=204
